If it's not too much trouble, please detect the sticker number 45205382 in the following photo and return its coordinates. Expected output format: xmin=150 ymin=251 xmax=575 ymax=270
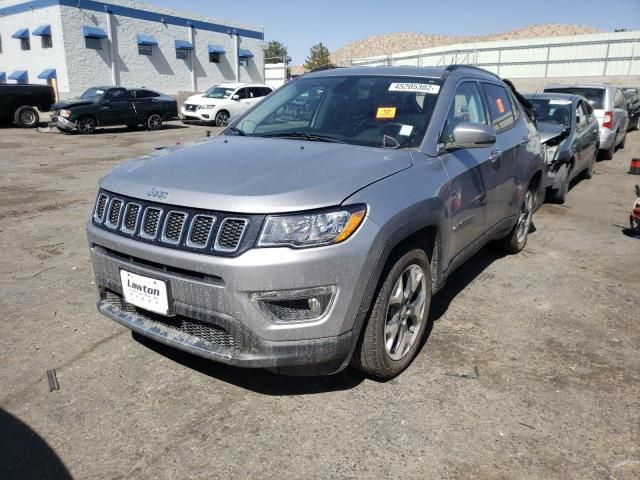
xmin=388 ymin=83 xmax=441 ymax=94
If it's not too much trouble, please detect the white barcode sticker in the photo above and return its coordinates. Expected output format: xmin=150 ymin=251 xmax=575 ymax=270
xmin=388 ymin=83 xmax=440 ymax=94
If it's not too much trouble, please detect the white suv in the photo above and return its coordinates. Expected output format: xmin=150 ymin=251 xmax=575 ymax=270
xmin=181 ymin=83 xmax=274 ymax=127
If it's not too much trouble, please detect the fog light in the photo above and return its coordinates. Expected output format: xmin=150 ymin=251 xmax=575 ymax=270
xmin=251 ymin=286 xmax=336 ymax=323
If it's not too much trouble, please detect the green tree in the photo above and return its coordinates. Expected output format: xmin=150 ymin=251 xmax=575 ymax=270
xmin=264 ymin=40 xmax=291 ymax=64
xmin=304 ymin=42 xmax=334 ymax=71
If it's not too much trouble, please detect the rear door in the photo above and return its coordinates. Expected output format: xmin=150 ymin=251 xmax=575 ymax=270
xmin=613 ymin=88 xmax=629 ymax=140
xmin=480 ymin=81 xmax=519 ymax=230
xmin=439 ymin=80 xmax=493 ymax=261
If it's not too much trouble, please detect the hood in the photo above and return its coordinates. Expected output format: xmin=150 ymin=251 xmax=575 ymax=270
xmin=100 ymin=136 xmax=413 ymax=213
xmin=537 ymin=121 xmax=570 ymax=146
xmin=53 ymin=99 xmax=95 ymax=110
xmin=185 ymin=94 xmax=206 ymax=103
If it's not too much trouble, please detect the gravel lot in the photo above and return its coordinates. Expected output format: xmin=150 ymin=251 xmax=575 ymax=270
xmin=1 ymin=121 xmax=639 ymax=480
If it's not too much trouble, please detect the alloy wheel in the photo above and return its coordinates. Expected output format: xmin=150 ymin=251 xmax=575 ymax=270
xmin=516 ymin=190 xmax=534 ymax=245
xmin=384 ymin=264 xmax=427 ymax=361
xmin=216 ymin=112 xmax=229 ymax=127
xmin=20 ymin=109 xmax=36 ymax=126
xmin=148 ymin=114 xmax=162 ymax=130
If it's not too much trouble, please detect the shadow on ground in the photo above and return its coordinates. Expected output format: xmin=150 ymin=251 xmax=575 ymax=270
xmin=0 ymin=409 xmax=73 ymax=480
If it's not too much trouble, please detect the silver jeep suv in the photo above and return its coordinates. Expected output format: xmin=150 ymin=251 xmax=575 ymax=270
xmin=88 ymin=66 xmax=544 ymax=378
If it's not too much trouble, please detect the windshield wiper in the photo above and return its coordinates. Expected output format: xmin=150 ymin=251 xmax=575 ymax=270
xmin=259 ymin=132 xmax=346 ymax=143
xmin=228 ymin=126 xmax=245 ymax=136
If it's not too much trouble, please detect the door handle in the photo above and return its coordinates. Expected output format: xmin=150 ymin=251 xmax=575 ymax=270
xmin=489 ymin=149 xmax=502 ymax=163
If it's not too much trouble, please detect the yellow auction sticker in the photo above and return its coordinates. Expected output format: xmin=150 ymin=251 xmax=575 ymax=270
xmin=376 ymin=107 xmax=396 ymax=119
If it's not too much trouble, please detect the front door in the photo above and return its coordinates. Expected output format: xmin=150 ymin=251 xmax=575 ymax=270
xmin=439 ymin=81 xmax=493 ymax=263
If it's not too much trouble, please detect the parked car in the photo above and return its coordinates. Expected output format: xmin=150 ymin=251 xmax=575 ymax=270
xmin=543 ymin=84 xmax=629 ymax=160
xmin=181 ymin=82 xmax=273 ymax=127
xmin=623 ymin=90 xmax=640 ymax=131
xmin=87 ymin=65 xmax=544 ymax=379
xmin=526 ymin=93 xmax=599 ymax=203
xmin=0 ymin=84 xmax=55 ymax=128
xmin=52 ymin=86 xmax=178 ymax=134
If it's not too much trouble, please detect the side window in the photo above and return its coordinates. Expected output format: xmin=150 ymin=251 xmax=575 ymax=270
xmin=262 ymin=87 xmax=273 ymax=97
xmin=137 ymin=90 xmax=159 ymax=99
xmin=235 ymin=88 xmax=248 ymax=100
xmin=481 ymin=83 xmax=515 ymax=132
xmin=440 ymin=81 xmax=488 ymax=144
xmin=576 ymin=102 xmax=588 ymax=129
xmin=105 ymin=89 xmax=128 ymax=101
xmin=249 ymin=87 xmax=266 ymax=98
xmin=584 ymin=101 xmax=595 ymax=120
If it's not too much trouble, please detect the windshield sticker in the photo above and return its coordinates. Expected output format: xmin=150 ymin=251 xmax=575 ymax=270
xmin=388 ymin=83 xmax=440 ymax=94
xmin=399 ymin=124 xmax=413 ymax=136
xmin=549 ymin=99 xmax=572 ymax=105
xmin=376 ymin=107 xmax=397 ymax=119
xmin=496 ymin=98 xmax=505 ymax=113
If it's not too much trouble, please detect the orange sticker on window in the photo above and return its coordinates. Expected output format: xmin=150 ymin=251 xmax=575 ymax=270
xmin=376 ymin=107 xmax=396 ymax=119
xmin=496 ymin=98 xmax=505 ymax=113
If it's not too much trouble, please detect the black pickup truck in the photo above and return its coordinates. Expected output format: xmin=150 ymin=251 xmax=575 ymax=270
xmin=52 ymin=86 xmax=179 ymax=134
xmin=0 ymin=84 xmax=55 ymax=128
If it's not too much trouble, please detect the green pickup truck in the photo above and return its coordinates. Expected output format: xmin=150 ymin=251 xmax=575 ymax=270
xmin=52 ymin=86 xmax=178 ymax=134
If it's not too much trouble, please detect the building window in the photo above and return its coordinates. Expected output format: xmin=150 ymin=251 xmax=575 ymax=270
xmin=209 ymin=52 xmax=220 ymax=63
xmin=239 ymin=58 xmax=248 ymax=67
xmin=21 ymin=37 xmax=30 ymax=50
xmin=0 ymin=35 xmax=3 ymax=54
xmin=176 ymin=49 xmax=190 ymax=60
xmin=138 ymin=44 xmax=153 ymax=56
xmin=42 ymin=35 xmax=52 ymax=48
xmin=85 ymin=37 xmax=102 ymax=50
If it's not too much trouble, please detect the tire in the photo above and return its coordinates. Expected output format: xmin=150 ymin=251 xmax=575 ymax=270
xmin=353 ymin=248 xmax=432 ymax=379
xmin=583 ymin=148 xmax=597 ymax=180
xmin=146 ymin=113 xmax=163 ymax=131
xmin=495 ymin=187 xmax=535 ymax=254
xmin=548 ymin=164 xmax=570 ymax=204
xmin=215 ymin=110 xmax=230 ymax=127
xmin=77 ymin=115 xmax=96 ymax=134
xmin=600 ymin=137 xmax=615 ymax=161
xmin=13 ymin=106 xmax=39 ymax=128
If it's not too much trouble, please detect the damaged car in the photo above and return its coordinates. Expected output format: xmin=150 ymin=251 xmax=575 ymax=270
xmin=526 ymin=93 xmax=599 ymax=204
xmin=51 ymin=86 xmax=178 ymax=134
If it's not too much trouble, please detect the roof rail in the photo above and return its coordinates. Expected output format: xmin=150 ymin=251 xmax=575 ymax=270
xmin=443 ymin=64 xmax=500 ymax=80
xmin=309 ymin=65 xmax=345 ymax=73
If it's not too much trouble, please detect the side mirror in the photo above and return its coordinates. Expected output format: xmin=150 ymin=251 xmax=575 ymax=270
xmin=445 ymin=122 xmax=496 ymax=150
xmin=232 ymin=94 xmax=240 ymax=101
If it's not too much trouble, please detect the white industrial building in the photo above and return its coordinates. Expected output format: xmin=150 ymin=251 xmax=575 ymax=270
xmin=0 ymin=0 xmax=266 ymax=98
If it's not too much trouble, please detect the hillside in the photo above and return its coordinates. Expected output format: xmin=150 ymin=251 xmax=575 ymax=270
xmin=329 ymin=23 xmax=601 ymax=66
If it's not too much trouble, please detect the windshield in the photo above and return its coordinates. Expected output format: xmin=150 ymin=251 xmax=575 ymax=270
xmin=529 ymin=98 xmax=572 ymax=128
xmin=229 ymin=75 xmax=442 ymax=149
xmin=79 ymin=87 xmax=106 ymax=101
xmin=203 ymin=86 xmax=235 ymax=99
xmin=545 ymin=88 xmax=604 ymax=110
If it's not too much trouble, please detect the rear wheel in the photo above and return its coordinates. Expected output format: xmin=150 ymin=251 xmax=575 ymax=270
xmin=77 ymin=115 xmax=96 ymax=134
xmin=14 ymin=106 xmax=39 ymax=128
xmin=496 ymin=187 xmax=535 ymax=254
xmin=353 ymin=248 xmax=431 ymax=379
xmin=146 ymin=113 xmax=163 ymax=131
xmin=618 ymin=131 xmax=627 ymax=150
xmin=215 ymin=110 xmax=230 ymax=127
xmin=584 ymin=148 xmax=597 ymax=180
xmin=600 ymin=138 xmax=615 ymax=160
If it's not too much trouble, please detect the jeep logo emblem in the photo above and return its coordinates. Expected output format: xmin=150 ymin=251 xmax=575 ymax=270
xmin=147 ymin=188 xmax=168 ymax=200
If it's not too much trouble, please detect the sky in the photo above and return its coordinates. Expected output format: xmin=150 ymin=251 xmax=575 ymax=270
xmin=145 ymin=0 xmax=640 ymax=64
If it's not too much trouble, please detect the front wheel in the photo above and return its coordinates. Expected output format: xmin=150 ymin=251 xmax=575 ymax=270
xmin=353 ymin=248 xmax=432 ymax=379
xmin=583 ymin=148 xmax=597 ymax=180
xmin=495 ymin=187 xmax=535 ymax=254
xmin=548 ymin=165 xmax=570 ymax=204
xmin=215 ymin=110 xmax=230 ymax=127
xmin=146 ymin=113 xmax=163 ymax=131
xmin=77 ymin=116 xmax=96 ymax=134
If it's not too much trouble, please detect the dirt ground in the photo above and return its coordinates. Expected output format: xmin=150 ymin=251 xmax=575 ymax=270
xmin=1 ymin=120 xmax=639 ymax=480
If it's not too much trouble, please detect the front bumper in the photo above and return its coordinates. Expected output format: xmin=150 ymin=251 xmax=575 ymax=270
xmin=181 ymin=109 xmax=215 ymax=123
xmin=87 ymin=218 xmax=379 ymax=373
xmin=53 ymin=115 xmax=77 ymax=132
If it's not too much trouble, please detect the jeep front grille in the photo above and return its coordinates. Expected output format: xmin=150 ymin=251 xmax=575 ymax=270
xmin=92 ymin=190 xmax=259 ymax=257
xmin=104 ymin=290 xmax=238 ymax=350
xmin=215 ymin=218 xmax=248 ymax=252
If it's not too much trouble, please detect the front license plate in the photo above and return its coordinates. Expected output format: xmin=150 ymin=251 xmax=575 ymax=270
xmin=120 ymin=270 xmax=170 ymax=316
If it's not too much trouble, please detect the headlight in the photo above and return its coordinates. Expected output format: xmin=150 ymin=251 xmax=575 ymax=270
xmin=60 ymin=109 xmax=72 ymax=118
xmin=197 ymin=105 xmax=214 ymax=110
xmin=258 ymin=205 xmax=366 ymax=248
